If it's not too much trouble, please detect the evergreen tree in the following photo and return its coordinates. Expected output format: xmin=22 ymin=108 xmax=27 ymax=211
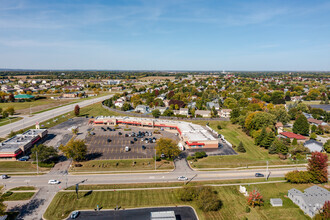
xmin=237 ymin=141 xmax=246 ymax=153
xmin=292 ymin=138 xmax=298 ymax=145
xmin=293 ymin=114 xmax=309 ymax=136
xmin=268 ymin=139 xmax=279 ymax=154
xmin=255 ymin=128 xmax=267 ymax=146
xmin=261 ymin=132 xmax=275 ymax=149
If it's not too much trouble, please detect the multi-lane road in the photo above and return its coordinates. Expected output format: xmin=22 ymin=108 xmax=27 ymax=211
xmin=0 ymin=94 xmax=113 ymax=138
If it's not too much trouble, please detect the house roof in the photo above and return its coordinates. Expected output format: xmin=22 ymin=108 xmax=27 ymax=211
xmin=304 ymin=140 xmax=323 ymax=152
xmin=14 ymin=94 xmax=35 ymax=99
xmin=279 ymin=132 xmax=306 ymax=140
xmin=275 ymin=122 xmax=283 ymax=128
xmin=307 ymin=118 xmax=324 ymax=125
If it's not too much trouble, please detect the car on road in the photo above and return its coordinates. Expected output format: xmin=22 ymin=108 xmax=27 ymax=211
xmin=18 ymin=156 xmax=30 ymax=161
xmin=48 ymin=179 xmax=61 ymax=185
xmin=1 ymin=174 xmax=9 ymax=179
xmin=255 ymin=173 xmax=264 ymax=177
xmin=133 ymin=138 xmax=137 ymax=141
xmin=70 ymin=211 xmax=80 ymax=219
xmin=125 ymin=146 xmax=130 ymax=152
xmin=177 ymin=176 xmax=188 ymax=181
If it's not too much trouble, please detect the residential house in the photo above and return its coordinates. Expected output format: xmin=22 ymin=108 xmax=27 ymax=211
xmin=207 ymin=102 xmax=220 ymax=110
xmin=303 ymin=140 xmax=323 ymax=152
xmin=275 ymin=122 xmax=284 ymax=133
xmin=135 ymin=105 xmax=150 ymax=114
xmin=109 ymin=86 xmax=123 ymax=92
xmin=288 ymin=185 xmax=330 ymax=218
xmin=114 ymin=101 xmax=124 ymax=108
xmin=195 ymin=110 xmax=211 ymax=118
xmin=154 ymin=107 xmax=168 ymax=114
xmin=307 ymin=118 xmax=328 ymax=126
xmin=291 ymin=96 xmax=303 ymax=102
xmin=278 ymin=132 xmax=306 ymax=142
xmin=219 ymin=109 xmax=232 ymax=118
xmin=302 ymin=112 xmax=313 ymax=119
xmin=63 ymin=86 xmax=81 ymax=91
xmin=163 ymin=100 xmax=170 ymax=107
xmin=187 ymin=102 xmax=196 ymax=109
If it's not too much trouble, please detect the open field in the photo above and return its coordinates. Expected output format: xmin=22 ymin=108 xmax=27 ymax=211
xmin=44 ymin=182 xmax=315 ymax=220
xmin=286 ymin=100 xmax=321 ymax=105
xmin=0 ymin=161 xmax=50 ymax=173
xmin=70 ymin=159 xmax=174 ymax=172
xmin=190 ymin=121 xmax=304 ymax=168
xmin=1 ymin=191 xmax=35 ymax=201
xmin=10 ymin=186 xmax=36 ymax=191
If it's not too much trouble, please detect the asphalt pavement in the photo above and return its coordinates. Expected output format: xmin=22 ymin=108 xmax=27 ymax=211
xmin=0 ymin=94 xmax=113 ymax=138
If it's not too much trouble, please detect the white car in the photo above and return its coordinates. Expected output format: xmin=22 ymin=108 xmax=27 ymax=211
xmin=48 ymin=179 xmax=60 ymax=185
xmin=177 ymin=176 xmax=188 ymax=181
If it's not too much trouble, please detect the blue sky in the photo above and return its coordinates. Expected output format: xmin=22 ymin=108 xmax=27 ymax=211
xmin=0 ymin=0 xmax=330 ymax=70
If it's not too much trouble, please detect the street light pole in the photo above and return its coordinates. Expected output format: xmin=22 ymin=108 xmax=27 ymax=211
xmin=36 ymin=151 xmax=39 ymax=175
xmin=266 ymin=161 xmax=268 ymax=181
xmin=154 ymin=148 xmax=156 ymax=171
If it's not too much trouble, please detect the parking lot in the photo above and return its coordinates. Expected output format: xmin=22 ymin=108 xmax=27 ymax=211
xmin=85 ymin=126 xmax=179 ymax=160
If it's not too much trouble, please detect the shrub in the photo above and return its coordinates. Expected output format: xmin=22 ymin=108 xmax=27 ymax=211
xmin=177 ymin=186 xmax=197 ymax=201
xmin=195 ymin=151 xmax=207 ymax=159
xmin=245 ymin=206 xmax=250 ymax=213
xmin=196 ymin=186 xmax=222 ymax=212
xmin=217 ymin=125 xmax=222 ymax=130
xmin=186 ymin=156 xmax=195 ymax=160
xmin=285 ymin=170 xmax=312 ymax=183
xmin=247 ymin=190 xmax=263 ymax=207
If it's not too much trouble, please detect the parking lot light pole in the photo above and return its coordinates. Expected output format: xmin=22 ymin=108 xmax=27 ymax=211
xmin=154 ymin=148 xmax=156 ymax=170
xmin=36 ymin=151 xmax=39 ymax=175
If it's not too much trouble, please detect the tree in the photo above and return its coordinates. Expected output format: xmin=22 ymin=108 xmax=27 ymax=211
xmin=324 ymin=140 xmax=330 ymax=153
xmin=293 ymin=114 xmax=309 ymax=136
xmin=196 ymin=186 xmax=222 ymax=212
xmin=74 ymin=105 xmax=80 ymax=116
xmin=152 ymin=109 xmax=161 ymax=118
xmin=72 ymin=127 xmax=79 ymax=135
xmin=0 ymin=107 xmax=2 ymax=114
xmin=245 ymin=112 xmax=275 ymax=131
xmin=237 ymin=141 xmax=246 ymax=153
xmin=255 ymin=128 xmax=267 ymax=146
xmin=308 ymin=152 xmax=328 ymax=183
xmin=31 ymin=144 xmax=58 ymax=162
xmin=0 ymin=195 xmax=5 ymax=216
xmin=178 ymin=186 xmax=197 ymax=201
xmin=162 ymin=109 xmax=174 ymax=116
xmin=285 ymin=170 xmax=312 ymax=183
xmin=269 ymin=138 xmax=288 ymax=155
xmin=314 ymin=201 xmax=330 ymax=220
xmin=155 ymin=138 xmax=180 ymax=159
xmin=270 ymin=106 xmax=290 ymax=124
xmin=261 ymin=132 xmax=275 ymax=149
xmin=2 ymin=111 xmax=8 ymax=118
xmin=211 ymin=106 xmax=218 ymax=118
xmin=311 ymin=124 xmax=317 ymax=133
xmin=310 ymin=132 xmax=317 ymax=140
xmin=247 ymin=190 xmax=264 ymax=207
xmin=59 ymin=139 xmax=87 ymax=162
xmin=223 ymin=97 xmax=237 ymax=109
xmin=121 ymin=102 xmax=132 ymax=111
xmin=8 ymin=93 xmax=15 ymax=102
xmin=292 ymin=138 xmax=298 ymax=145
xmin=5 ymin=107 xmax=15 ymax=116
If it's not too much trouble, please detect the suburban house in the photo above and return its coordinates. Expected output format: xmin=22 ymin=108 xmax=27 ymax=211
xmin=179 ymin=108 xmax=189 ymax=115
xmin=303 ymin=140 xmax=323 ymax=152
xmin=275 ymin=122 xmax=284 ymax=133
xmin=195 ymin=110 xmax=211 ymax=118
xmin=291 ymin=96 xmax=303 ymax=102
xmin=154 ymin=107 xmax=168 ymax=114
xmin=302 ymin=112 xmax=313 ymax=119
xmin=109 ymin=86 xmax=123 ymax=92
xmin=206 ymin=102 xmax=220 ymax=110
xmin=114 ymin=101 xmax=124 ymax=108
xmin=288 ymin=185 xmax=330 ymax=218
xmin=135 ymin=105 xmax=150 ymax=114
xmin=278 ymin=132 xmax=306 ymax=142
xmin=307 ymin=118 xmax=328 ymax=126
xmin=219 ymin=109 xmax=232 ymax=118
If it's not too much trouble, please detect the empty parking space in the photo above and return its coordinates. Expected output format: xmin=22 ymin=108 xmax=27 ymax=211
xmin=85 ymin=126 xmax=179 ymax=160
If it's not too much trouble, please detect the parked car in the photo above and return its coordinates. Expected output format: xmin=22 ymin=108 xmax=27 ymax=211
xmin=18 ymin=156 xmax=30 ymax=161
xmin=142 ymin=145 xmax=146 ymax=150
xmin=70 ymin=211 xmax=80 ymax=219
xmin=107 ymin=139 xmax=111 ymax=142
xmin=1 ymin=174 xmax=9 ymax=179
xmin=255 ymin=173 xmax=264 ymax=177
xmin=48 ymin=179 xmax=60 ymax=185
xmin=130 ymin=141 xmax=134 ymax=144
xmin=134 ymin=138 xmax=137 ymax=141
xmin=125 ymin=146 xmax=130 ymax=152
xmin=118 ymin=132 xmax=122 ymax=135
xmin=177 ymin=176 xmax=188 ymax=181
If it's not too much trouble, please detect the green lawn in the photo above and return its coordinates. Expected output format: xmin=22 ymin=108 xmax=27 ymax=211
xmin=0 ymin=161 xmax=50 ymax=173
xmin=79 ymin=103 xmax=128 ymax=117
xmin=70 ymin=159 xmax=174 ymax=172
xmin=190 ymin=121 xmax=304 ymax=168
xmin=10 ymin=186 xmax=36 ymax=191
xmin=44 ymin=182 xmax=315 ymax=220
xmin=0 ymin=117 xmax=22 ymax=127
xmin=1 ymin=192 xmax=35 ymax=201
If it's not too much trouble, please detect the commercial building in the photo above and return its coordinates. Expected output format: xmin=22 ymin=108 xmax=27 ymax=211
xmin=0 ymin=129 xmax=47 ymax=160
xmin=89 ymin=116 xmax=219 ymax=149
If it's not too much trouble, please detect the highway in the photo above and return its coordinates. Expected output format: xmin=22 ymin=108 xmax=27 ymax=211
xmin=0 ymin=94 xmax=113 ymax=138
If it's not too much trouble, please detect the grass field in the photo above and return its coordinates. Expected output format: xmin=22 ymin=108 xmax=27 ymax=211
xmin=79 ymin=103 xmax=127 ymax=117
xmin=0 ymin=117 xmax=22 ymax=127
xmin=44 ymin=182 xmax=315 ymax=220
xmin=139 ymin=76 xmax=176 ymax=81
xmin=190 ymin=121 xmax=304 ymax=168
xmin=10 ymin=186 xmax=36 ymax=191
xmin=70 ymin=159 xmax=174 ymax=172
xmin=1 ymin=192 xmax=35 ymax=201
xmin=286 ymin=100 xmax=321 ymax=105
xmin=65 ymin=177 xmax=285 ymax=190
xmin=0 ymin=161 xmax=50 ymax=173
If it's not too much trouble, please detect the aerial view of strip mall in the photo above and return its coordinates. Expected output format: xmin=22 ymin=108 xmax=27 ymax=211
xmin=0 ymin=1 xmax=330 ymax=220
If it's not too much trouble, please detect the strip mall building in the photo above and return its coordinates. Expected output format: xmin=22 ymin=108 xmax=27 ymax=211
xmin=0 ymin=129 xmax=47 ymax=160
xmin=89 ymin=116 xmax=219 ymax=149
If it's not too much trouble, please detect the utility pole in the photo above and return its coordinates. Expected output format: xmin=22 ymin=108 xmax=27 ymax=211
xmin=154 ymin=148 xmax=156 ymax=171
xmin=36 ymin=151 xmax=39 ymax=175
xmin=266 ymin=161 xmax=268 ymax=181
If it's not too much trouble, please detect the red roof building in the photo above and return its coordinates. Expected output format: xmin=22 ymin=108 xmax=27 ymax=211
xmin=279 ymin=132 xmax=306 ymax=140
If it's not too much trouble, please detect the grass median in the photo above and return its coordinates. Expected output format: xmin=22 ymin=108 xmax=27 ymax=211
xmin=45 ymin=182 xmax=312 ymax=220
xmin=70 ymin=159 xmax=174 ymax=172
xmin=0 ymin=161 xmax=50 ymax=173
xmin=1 ymin=191 xmax=35 ymax=201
